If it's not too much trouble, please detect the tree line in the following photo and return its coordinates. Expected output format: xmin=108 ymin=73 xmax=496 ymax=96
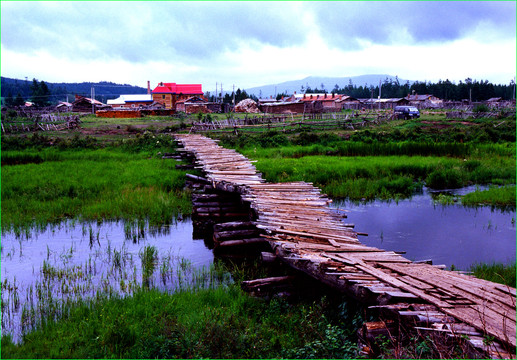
xmin=304 ymin=77 xmax=516 ymax=102
xmin=205 ymin=88 xmax=259 ymax=104
xmin=1 ymin=77 xmax=147 ymax=108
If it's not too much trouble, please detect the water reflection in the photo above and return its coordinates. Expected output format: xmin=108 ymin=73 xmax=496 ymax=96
xmin=334 ymin=187 xmax=516 ymax=270
xmin=1 ymin=219 xmax=214 ymax=342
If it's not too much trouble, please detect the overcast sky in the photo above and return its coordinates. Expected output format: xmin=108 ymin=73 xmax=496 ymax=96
xmin=1 ymin=1 xmax=515 ymax=92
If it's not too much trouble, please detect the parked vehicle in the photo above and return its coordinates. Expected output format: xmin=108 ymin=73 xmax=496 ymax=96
xmin=394 ymin=106 xmax=420 ymax=119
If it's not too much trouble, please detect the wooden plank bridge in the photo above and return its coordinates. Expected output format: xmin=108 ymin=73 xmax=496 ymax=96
xmin=175 ymin=134 xmax=516 ymax=358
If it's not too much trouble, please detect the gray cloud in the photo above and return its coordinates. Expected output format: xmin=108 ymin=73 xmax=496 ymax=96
xmin=1 ymin=1 xmax=308 ymax=64
xmin=2 ymin=1 xmax=514 ymax=87
xmin=308 ymin=2 xmax=516 ymax=49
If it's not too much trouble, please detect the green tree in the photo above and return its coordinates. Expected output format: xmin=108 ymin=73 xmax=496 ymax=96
xmin=14 ymin=93 xmax=25 ymax=106
xmin=30 ymin=78 xmax=51 ymax=107
xmin=4 ymin=91 xmax=14 ymax=107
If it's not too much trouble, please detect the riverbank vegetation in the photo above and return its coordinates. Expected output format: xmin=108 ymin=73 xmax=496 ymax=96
xmin=216 ymin=131 xmax=515 ymax=205
xmin=1 ymin=257 xmax=362 ymax=359
xmin=3 ymin=260 xmax=513 ymax=359
xmin=1 ymin=132 xmax=192 ymax=232
xmin=461 ymin=185 xmax=516 ymax=208
xmin=469 ymin=262 xmax=516 ymax=288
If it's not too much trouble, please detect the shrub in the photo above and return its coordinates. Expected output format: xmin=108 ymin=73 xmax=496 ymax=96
xmin=473 ymin=104 xmax=490 ymax=113
xmin=425 ymin=168 xmax=463 ymax=189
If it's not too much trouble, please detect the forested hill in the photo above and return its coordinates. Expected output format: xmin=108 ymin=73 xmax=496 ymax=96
xmin=1 ymin=77 xmax=147 ymax=104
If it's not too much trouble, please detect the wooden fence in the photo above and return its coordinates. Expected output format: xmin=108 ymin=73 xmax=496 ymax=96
xmin=1 ymin=114 xmax=81 ymax=133
xmin=446 ymin=110 xmax=516 ymax=119
xmin=191 ymin=112 xmax=396 ymax=133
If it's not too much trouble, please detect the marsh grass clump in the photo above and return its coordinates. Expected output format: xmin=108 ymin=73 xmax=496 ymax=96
xmin=139 ymin=245 xmax=158 ymax=287
xmin=469 ymin=262 xmax=516 ymax=287
xmin=461 ymin=185 xmax=516 ymax=209
xmin=241 ymin=141 xmax=514 ymax=202
xmin=425 ymin=168 xmax=463 ymax=189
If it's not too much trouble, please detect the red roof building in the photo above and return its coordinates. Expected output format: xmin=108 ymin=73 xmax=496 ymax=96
xmin=151 ymin=82 xmax=204 ymax=109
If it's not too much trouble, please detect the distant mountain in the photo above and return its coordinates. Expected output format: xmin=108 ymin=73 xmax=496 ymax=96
xmin=245 ymin=75 xmax=414 ymax=98
xmin=1 ymin=77 xmax=147 ymax=104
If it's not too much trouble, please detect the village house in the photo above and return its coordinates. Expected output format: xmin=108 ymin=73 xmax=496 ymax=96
xmin=293 ymin=93 xmax=343 ymax=110
xmin=106 ymin=94 xmax=153 ymax=109
xmin=72 ymin=95 xmax=109 ymax=113
xmin=151 ymin=82 xmax=204 ymax=110
xmin=259 ymin=99 xmax=306 ymax=114
xmin=176 ymin=96 xmax=208 ymax=113
xmin=257 ymin=96 xmax=282 ymax=106
xmin=405 ymin=94 xmax=443 ymax=108
xmin=259 ymin=92 xmax=360 ymax=114
xmin=335 ymin=95 xmax=362 ymax=109
xmin=56 ymin=101 xmax=72 ymax=112
xmin=361 ymin=98 xmax=410 ymax=109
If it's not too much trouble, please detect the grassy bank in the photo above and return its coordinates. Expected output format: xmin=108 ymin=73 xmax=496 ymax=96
xmin=1 ymin=133 xmax=192 ymax=232
xmin=215 ymin=131 xmax=515 ymax=203
xmin=2 ymin=260 xmax=513 ymax=359
xmin=247 ymin=150 xmax=515 ymax=201
xmin=469 ymin=262 xmax=516 ymax=288
xmin=1 ymin=283 xmax=360 ymax=359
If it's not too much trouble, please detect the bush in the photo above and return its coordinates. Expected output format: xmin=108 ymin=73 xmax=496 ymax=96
xmin=425 ymin=168 xmax=463 ymax=189
xmin=473 ymin=104 xmax=490 ymax=113
xmin=257 ymin=131 xmax=289 ymax=148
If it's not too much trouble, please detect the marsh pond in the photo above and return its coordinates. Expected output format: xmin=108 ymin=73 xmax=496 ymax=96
xmin=1 ymin=186 xmax=515 ymax=341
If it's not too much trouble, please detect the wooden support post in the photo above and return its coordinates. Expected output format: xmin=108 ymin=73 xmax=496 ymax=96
xmin=241 ymin=275 xmax=296 ymax=293
xmin=261 ymin=252 xmax=277 ymax=263
xmin=216 ymin=238 xmax=267 ymax=248
xmin=186 ymin=173 xmax=210 ymax=183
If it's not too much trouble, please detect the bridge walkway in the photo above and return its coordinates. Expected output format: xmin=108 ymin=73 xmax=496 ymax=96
xmin=175 ymin=134 xmax=516 ymax=358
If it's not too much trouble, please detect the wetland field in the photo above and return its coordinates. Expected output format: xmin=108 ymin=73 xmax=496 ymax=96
xmin=1 ymin=110 xmax=515 ymax=358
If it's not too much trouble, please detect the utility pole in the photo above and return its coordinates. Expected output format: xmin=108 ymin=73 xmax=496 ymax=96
xmin=216 ymin=82 xmax=218 ymax=103
xmin=221 ymin=83 xmax=223 ymax=103
xmin=91 ymin=86 xmax=95 ymax=114
xmin=232 ymin=84 xmax=235 ymax=105
xmin=378 ymin=79 xmax=382 ymax=110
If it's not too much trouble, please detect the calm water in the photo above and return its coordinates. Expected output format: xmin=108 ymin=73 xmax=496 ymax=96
xmin=1 ymin=187 xmax=516 ymax=340
xmin=334 ymin=187 xmax=516 ymax=270
xmin=1 ymin=220 xmax=214 ymax=341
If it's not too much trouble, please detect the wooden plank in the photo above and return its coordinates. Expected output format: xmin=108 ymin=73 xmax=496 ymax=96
xmin=443 ymin=307 xmax=516 ymax=348
xmin=381 ymin=263 xmax=516 ymax=316
xmin=256 ymin=225 xmax=360 ymax=244
xmin=353 ymin=262 xmax=455 ymax=309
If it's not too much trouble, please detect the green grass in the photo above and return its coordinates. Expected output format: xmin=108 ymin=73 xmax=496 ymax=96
xmin=1 ymin=145 xmax=192 ymax=231
xmin=216 ymin=131 xmax=515 ymax=203
xmin=1 ymin=284 xmax=360 ymax=359
xmin=469 ymin=262 xmax=516 ymax=287
xmin=461 ymin=185 xmax=516 ymax=208
xmin=246 ymin=153 xmax=515 ymax=201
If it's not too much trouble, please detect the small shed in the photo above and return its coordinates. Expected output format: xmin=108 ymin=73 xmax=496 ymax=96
xmin=176 ymin=96 xmax=210 ymax=113
xmin=406 ymin=94 xmax=442 ymax=108
xmin=72 ymin=95 xmax=109 ymax=113
xmin=486 ymin=97 xmax=503 ymax=103
xmin=56 ymin=101 xmax=73 ymax=112
xmin=260 ymin=100 xmax=306 ymax=114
